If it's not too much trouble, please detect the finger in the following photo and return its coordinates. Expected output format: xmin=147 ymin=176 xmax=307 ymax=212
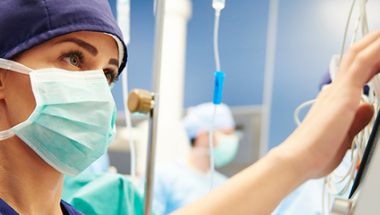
xmin=352 ymin=37 xmax=380 ymax=84
xmin=336 ymin=38 xmax=380 ymax=90
xmin=339 ymin=28 xmax=380 ymax=74
xmin=347 ymin=102 xmax=374 ymax=142
xmin=349 ymin=28 xmax=380 ymax=53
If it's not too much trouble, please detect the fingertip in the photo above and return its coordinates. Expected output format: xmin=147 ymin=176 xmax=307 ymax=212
xmin=358 ymin=102 xmax=374 ymax=121
xmin=359 ymin=101 xmax=374 ymax=114
xmin=348 ymin=102 xmax=374 ymax=139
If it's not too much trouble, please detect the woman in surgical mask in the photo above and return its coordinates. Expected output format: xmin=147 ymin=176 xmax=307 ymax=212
xmin=0 ymin=0 xmax=126 ymax=214
xmin=152 ymin=102 xmax=239 ymax=215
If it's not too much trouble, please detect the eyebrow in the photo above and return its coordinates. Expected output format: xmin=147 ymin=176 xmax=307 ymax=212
xmin=109 ymin=59 xmax=119 ymax=67
xmin=55 ymin=38 xmax=98 ymax=56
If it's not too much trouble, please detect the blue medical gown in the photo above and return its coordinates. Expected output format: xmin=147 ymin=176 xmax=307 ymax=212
xmin=146 ymin=160 xmax=228 ymax=215
xmin=272 ymin=153 xmax=352 ymax=215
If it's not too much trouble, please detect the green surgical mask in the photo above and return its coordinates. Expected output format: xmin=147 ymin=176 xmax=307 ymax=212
xmin=213 ymin=133 xmax=239 ymax=168
xmin=0 ymin=58 xmax=116 ymax=177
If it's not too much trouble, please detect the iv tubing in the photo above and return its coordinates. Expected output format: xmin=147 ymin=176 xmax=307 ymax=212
xmin=209 ymin=105 xmax=217 ymax=191
xmin=214 ymin=10 xmax=221 ymax=72
xmin=209 ymin=1 xmax=224 ymax=191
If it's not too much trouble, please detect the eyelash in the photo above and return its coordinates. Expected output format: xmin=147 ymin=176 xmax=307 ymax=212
xmin=104 ymin=69 xmax=119 ymax=84
xmin=60 ymin=50 xmax=84 ymax=68
xmin=60 ymin=50 xmax=119 ymax=84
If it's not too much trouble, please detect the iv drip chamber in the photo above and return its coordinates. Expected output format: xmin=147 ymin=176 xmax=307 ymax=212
xmin=212 ymin=0 xmax=225 ymax=10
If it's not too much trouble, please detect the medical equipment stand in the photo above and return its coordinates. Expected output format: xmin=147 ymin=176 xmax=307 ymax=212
xmin=128 ymin=89 xmax=158 ymax=215
xmin=126 ymin=0 xmax=166 ymax=214
xmin=331 ymin=98 xmax=380 ymax=215
xmin=330 ymin=127 xmax=380 ymax=214
xmin=329 ymin=1 xmax=380 ymax=214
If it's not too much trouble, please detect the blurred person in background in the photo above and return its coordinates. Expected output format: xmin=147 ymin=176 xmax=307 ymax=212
xmin=150 ymin=102 xmax=239 ymax=215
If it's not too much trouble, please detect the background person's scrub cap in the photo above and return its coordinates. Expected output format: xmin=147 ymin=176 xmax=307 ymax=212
xmin=0 ymin=0 xmax=127 ymax=75
xmin=182 ymin=102 xmax=235 ymax=139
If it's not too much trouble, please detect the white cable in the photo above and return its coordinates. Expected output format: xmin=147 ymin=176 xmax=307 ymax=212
xmin=294 ymin=100 xmax=315 ymax=126
xmin=360 ymin=0 xmax=369 ymax=35
xmin=213 ymin=10 xmax=221 ymax=72
xmin=368 ymin=84 xmax=374 ymax=106
xmin=325 ymin=152 xmax=358 ymax=194
xmin=339 ymin=0 xmax=357 ymax=63
xmin=209 ymin=105 xmax=217 ymax=191
xmin=328 ymin=191 xmax=331 ymax=215
xmin=322 ymin=177 xmax=328 ymax=215
xmin=350 ymin=16 xmax=361 ymax=46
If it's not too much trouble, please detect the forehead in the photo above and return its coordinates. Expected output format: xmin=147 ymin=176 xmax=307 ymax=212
xmin=48 ymin=31 xmax=119 ymax=60
xmin=216 ymin=127 xmax=235 ymax=134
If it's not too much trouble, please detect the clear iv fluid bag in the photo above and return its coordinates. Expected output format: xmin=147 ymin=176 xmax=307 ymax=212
xmin=212 ymin=0 xmax=225 ymax=10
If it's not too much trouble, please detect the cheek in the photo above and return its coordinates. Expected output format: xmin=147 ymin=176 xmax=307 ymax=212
xmin=5 ymin=73 xmax=36 ymax=126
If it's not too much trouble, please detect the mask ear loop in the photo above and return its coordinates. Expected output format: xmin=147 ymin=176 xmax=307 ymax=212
xmin=0 ymin=58 xmax=33 ymax=75
xmin=0 ymin=129 xmax=15 ymax=140
xmin=0 ymin=59 xmax=31 ymax=141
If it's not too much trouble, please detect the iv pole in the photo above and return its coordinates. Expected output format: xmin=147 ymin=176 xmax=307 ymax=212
xmin=144 ymin=0 xmax=165 ymax=214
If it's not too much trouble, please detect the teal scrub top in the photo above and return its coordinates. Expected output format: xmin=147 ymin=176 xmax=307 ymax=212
xmin=63 ymin=173 xmax=149 ymax=215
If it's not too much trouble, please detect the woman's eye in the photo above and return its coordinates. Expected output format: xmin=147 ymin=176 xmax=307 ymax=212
xmin=61 ymin=51 xmax=84 ymax=67
xmin=69 ymin=56 xmax=79 ymax=66
xmin=63 ymin=55 xmax=79 ymax=67
xmin=105 ymin=73 xmax=112 ymax=83
xmin=104 ymin=70 xmax=118 ymax=85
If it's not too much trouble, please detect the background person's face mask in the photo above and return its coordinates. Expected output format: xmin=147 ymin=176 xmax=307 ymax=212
xmin=0 ymin=58 xmax=116 ymax=177
xmin=213 ymin=133 xmax=239 ymax=168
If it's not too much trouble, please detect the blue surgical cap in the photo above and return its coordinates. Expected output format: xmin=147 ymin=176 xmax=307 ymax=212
xmin=0 ymin=0 xmax=127 ymax=74
xmin=182 ymin=103 xmax=235 ymax=139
